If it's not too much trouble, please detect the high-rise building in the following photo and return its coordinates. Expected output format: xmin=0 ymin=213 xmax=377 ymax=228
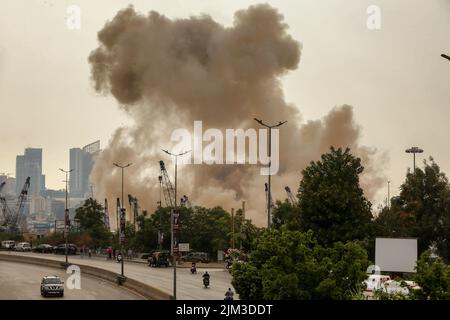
xmin=69 ymin=141 xmax=100 ymax=198
xmin=0 ymin=175 xmax=15 ymax=195
xmin=15 ymin=148 xmax=45 ymax=195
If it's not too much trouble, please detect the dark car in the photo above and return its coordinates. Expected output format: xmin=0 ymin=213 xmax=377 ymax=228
xmin=32 ymin=244 xmax=54 ymax=253
xmin=53 ymin=244 xmax=77 ymax=255
xmin=148 ymin=250 xmax=171 ymax=267
xmin=40 ymin=276 xmax=64 ymax=297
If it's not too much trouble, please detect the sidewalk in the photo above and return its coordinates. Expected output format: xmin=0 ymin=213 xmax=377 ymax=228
xmin=93 ymin=253 xmax=227 ymax=269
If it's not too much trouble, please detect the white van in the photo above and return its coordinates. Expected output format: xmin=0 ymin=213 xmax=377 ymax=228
xmin=1 ymin=240 xmax=15 ymax=249
xmin=14 ymin=242 xmax=31 ymax=252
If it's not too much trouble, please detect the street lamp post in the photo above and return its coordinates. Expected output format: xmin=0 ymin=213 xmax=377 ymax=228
xmin=162 ymin=149 xmax=191 ymax=301
xmin=254 ymin=118 xmax=287 ymax=228
xmin=59 ymin=168 xmax=73 ymax=267
xmin=405 ymin=147 xmax=424 ymax=175
xmin=387 ymin=180 xmax=390 ymax=209
xmin=158 ymin=175 xmax=163 ymax=251
xmin=113 ymin=162 xmax=132 ymax=279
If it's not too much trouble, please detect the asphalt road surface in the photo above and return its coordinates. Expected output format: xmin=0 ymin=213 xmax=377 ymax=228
xmin=0 ymin=252 xmax=237 ymax=300
xmin=0 ymin=260 xmax=143 ymax=300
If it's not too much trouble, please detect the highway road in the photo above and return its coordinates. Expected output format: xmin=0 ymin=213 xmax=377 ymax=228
xmin=0 ymin=260 xmax=143 ymax=300
xmin=0 ymin=252 xmax=237 ymax=300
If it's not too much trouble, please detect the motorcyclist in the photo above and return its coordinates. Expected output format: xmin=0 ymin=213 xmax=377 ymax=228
xmin=191 ymin=262 xmax=197 ymax=274
xmin=202 ymin=271 xmax=210 ymax=287
xmin=224 ymin=288 xmax=234 ymax=300
xmin=226 ymin=258 xmax=233 ymax=269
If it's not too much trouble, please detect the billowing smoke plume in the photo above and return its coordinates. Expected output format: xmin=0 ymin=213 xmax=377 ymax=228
xmin=89 ymin=4 xmax=386 ymax=228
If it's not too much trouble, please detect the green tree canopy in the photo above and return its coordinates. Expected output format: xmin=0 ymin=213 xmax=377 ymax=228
xmin=272 ymin=200 xmax=301 ymax=231
xmin=74 ymin=198 xmax=111 ymax=247
xmin=412 ymin=250 xmax=450 ymax=300
xmin=374 ymin=158 xmax=450 ymax=261
xmin=231 ymin=227 xmax=370 ymax=300
xmin=298 ymin=147 xmax=373 ymax=246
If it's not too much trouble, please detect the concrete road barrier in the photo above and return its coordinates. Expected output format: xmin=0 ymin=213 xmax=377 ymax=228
xmin=0 ymin=252 xmax=171 ymax=300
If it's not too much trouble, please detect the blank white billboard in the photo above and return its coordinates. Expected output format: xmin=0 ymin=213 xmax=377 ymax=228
xmin=375 ymin=238 xmax=418 ymax=273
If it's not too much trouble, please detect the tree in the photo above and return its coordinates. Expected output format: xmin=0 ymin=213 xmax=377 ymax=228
xmin=126 ymin=205 xmax=261 ymax=257
xmin=373 ymin=197 xmax=415 ymax=239
xmin=181 ymin=206 xmax=231 ymax=257
xmin=298 ymin=147 xmax=373 ymax=246
xmin=394 ymin=159 xmax=450 ymax=261
xmin=412 ymin=250 xmax=450 ymax=300
xmin=74 ymin=198 xmax=111 ymax=247
xmin=272 ymin=200 xmax=301 ymax=231
xmin=231 ymin=227 xmax=370 ymax=300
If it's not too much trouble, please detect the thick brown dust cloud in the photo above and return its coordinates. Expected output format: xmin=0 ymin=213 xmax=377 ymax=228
xmin=88 ymin=4 xmax=386 ymax=228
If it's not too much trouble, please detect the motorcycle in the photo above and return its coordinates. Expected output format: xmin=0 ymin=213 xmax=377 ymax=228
xmin=203 ymin=277 xmax=210 ymax=288
xmin=190 ymin=266 xmax=197 ymax=274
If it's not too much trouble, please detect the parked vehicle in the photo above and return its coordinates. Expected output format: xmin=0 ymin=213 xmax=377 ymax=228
xmin=363 ymin=274 xmax=420 ymax=299
xmin=14 ymin=242 xmax=31 ymax=252
xmin=40 ymin=276 xmax=64 ymax=297
xmin=53 ymin=244 xmax=77 ymax=255
xmin=32 ymin=244 xmax=54 ymax=253
xmin=140 ymin=253 xmax=152 ymax=260
xmin=148 ymin=250 xmax=170 ymax=267
xmin=1 ymin=240 xmax=15 ymax=250
xmin=182 ymin=252 xmax=210 ymax=263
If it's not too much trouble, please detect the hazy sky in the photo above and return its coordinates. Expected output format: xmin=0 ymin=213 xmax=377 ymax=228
xmin=0 ymin=0 xmax=449 ymax=207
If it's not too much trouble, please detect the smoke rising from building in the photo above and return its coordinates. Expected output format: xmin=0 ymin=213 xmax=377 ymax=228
xmin=88 ymin=4 xmax=386 ymax=228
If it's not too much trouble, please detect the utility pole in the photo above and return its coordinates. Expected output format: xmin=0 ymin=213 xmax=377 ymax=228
xmin=254 ymin=118 xmax=287 ymax=228
xmin=162 ymin=149 xmax=191 ymax=301
xmin=113 ymin=162 xmax=132 ymax=280
xmin=158 ymin=175 xmax=163 ymax=251
xmin=240 ymin=201 xmax=245 ymax=251
xmin=387 ymin=181 xmax=390 ymax=209
xmin=59 ymin=168 xmax=73 ymax=268
xmin=231 ymin=208 xmax=235 ymax=249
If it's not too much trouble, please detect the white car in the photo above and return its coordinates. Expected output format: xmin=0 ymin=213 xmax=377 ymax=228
xmin=1 ymin=240 xmax=15 ymax=249
xmin=14 ymin=242 xmax=31 ymax=252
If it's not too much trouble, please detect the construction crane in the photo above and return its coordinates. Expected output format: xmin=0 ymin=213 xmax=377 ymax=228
xmin=265 ymin=182 xmax=274 ymax=210
xmin=285 ymin=186 xmax=298 ymax=206
xmin=159 ymin=160 xmax=175 ymax=207
xmin=180 ymin=195 xmax=192 ymax=208
xmin=128 ymin=194 xmax=140 ymax=230
xmin=2 ymin=177 xmax=30 ymax=233
xmin=104 ymin=198 xmax=110 ymax=231
xmin=0 ymin=182 xmax=8 ymax=226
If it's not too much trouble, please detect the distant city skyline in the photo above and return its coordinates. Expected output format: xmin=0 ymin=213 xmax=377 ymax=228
xmin=2 ymin=141 xmax=100 ymax=197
